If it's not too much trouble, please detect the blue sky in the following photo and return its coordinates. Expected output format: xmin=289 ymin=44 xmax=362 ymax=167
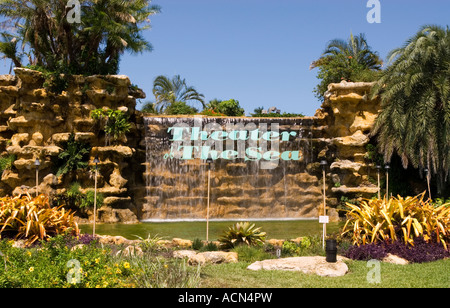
xmin=2 ymin=0 xmax=449 ymax=116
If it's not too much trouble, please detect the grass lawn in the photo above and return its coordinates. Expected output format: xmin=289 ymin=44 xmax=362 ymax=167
xmin=199 ymin=259 xmax=450 ymax=288
xmin=79 ymin=220 xmax=449 ymax=288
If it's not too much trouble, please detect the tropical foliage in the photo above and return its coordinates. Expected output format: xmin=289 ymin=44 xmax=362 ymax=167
xmin=0 ymin=0 xmax=160 ymax=75
xmin=199 ymin=109 xmax=227 ymax=117
xmin=140 ymin=101 xmax=157 ymax=114
xmin=91 ymin=109 xmax=131 ymax=145
xmin=165 ymin=101 xmax=198 ymax=115
xmin=54 ymin=182 xmax=104 ymax=210
xmin=0 ymin=234 xmax=200 ymax=288
xmin=311 ymin=32 xmax=382 ymax=100
xmin=0 ymin=154 xmax=15 ymax=175
xmin=341 ymin=193 xmax=450 ymax=249
xmin=371 ymin=25 xmax=450 ymax=196
xmin=56 ymin=134 xmax=91 ymax=177
xmin=218 ymin=222 xmax=266 ymax=249
xmin=0 ymin=194 xmax=79 ymax=245
xmin=204 ymin=99 xmax=245 ymax=116
xmin=152 ymin=75 xmax=205 ymax=113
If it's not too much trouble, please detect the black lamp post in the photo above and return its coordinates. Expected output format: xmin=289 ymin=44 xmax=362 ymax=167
xmin=385 ymin=164 xmax=390 ymax=198
xmin=34 ymin=158 xmax=40 ymax=197
xmin=206 ymin=156 xmax=213 ymax=242
xmin=376 ymin=165 xmax=382 ymax=199
xmin=93 ymin=156 xmax=100 ymax=237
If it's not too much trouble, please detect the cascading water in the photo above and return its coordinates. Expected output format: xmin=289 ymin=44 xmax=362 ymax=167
xmin=142 ymin=116 xmax=321 ymax=221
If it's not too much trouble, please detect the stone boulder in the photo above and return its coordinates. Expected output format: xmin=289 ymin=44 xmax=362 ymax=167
xmin=382 ymin=253 xmax=409 ymax=265
xmin=171 ymin=238 xmax=193 ymax=248
xmin=247 ymin=256 xmax=349 ymax=277
xmin=173 ymin=250 xmax=238 ymax=265
xmin=97 ymin=235 xmax=139 ymax=246
xmin=116 ymin=245 xmax=144 ymax=257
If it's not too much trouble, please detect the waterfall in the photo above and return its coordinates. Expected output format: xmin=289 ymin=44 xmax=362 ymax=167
xmin=142 ymin=116 xmax=320 ymax=221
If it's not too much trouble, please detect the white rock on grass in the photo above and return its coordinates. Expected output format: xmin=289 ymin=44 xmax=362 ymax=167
xmin=247 ymin=256 xmax=349 ymax=277
xmin=173 ymin=250 xmax=238 ymax=266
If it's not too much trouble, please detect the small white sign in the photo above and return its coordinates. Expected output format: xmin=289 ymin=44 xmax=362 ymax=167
xmin=319 ymin=216 xmax=329 ymax=224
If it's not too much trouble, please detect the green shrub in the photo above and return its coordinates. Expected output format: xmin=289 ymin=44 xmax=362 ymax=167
xmin=203 ymin=99 xmax=245 ymax=116
xmin=280 ymin=237 xmax=323 ymax=257
xmin=433 ymin=198 xmax=450 ymax=209
xmin=56 ymin=134 xmax=91 ymax=177
xmin=91 ymin=109 xmax=131 ymax=145
xmin=165 ymin=101 xmax=198 ymax=115
xmin=27 ymin=64 xmax=69 ymax=94
xmin=200 ymin=242 xmax=219 ymax=252
xmin=218 ymin=222 xmax=266 ymax=249
xmin=134 ymin=234 xmax=166 ymax=254
xmin=0 ymin=154 xmax=15 ymax=174
xmin=232 ymin=245 xmax=274 ymax=262
xmin=281 ymin=241 xmax=300 ymax=256
xmin=127 ymin=256 xmax=200 ymax=288
xmin=0 ymin=234 xmax=201 ymax=288
xmin=191 ymin=238 xmax=204 ymax=250
xmin=80 ymin=190 xmax=104 ymax=209
xmin=54 ymin=183 xmax=104 ymax=210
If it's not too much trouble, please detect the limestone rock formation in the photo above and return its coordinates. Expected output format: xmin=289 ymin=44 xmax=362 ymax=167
xmin=247 ymin=256 xmax=349 ymax=277
xmin=173 ymin=249 xmax=238 ymax=265
xmin=317 ymin=80 xmax=381 ymax=201
xmin=0 ymin=68 xmax=145 ymax=224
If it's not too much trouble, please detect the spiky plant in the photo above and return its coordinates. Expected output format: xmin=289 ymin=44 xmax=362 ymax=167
xmin=0 ymin=194 xmax=79 ymax=245
xmin=218 ymin=222 xmax=266 ymax=249
xmin=341 ymin=193 xmax=450 ymax=249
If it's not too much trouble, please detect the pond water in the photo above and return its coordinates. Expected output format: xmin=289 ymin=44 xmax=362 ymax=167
xmin=79 ymin=220 xmax=342 ymax=241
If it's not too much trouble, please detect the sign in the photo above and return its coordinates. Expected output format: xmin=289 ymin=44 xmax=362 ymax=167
xmin=164 ymin=118 xmax=303 ymax=170
xmin=319 ymin=216 xmax=329 ymax=224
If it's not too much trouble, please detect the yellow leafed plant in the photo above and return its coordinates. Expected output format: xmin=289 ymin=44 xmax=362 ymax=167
xmin=0 ymin=194 xmax=79 ymax=245
xmin=341 ymin=192 xmax=450 ymax=249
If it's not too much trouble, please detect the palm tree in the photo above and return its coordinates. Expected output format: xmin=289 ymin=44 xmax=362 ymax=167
xmin=311 ymin=33 xmax=383 ymax=71
xmin=311 ymin=33 xmax=383 ymax=100
xmin=0 ymin=0 xmax=160 ymax=75
xmin=153 ymin=75 xmax=205 ymax=113
xmin=371 ymin=25 xmax=450 ymax=196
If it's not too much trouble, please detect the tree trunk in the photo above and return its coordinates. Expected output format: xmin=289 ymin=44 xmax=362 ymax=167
xmin=436 ymin=168 xmax=446 ymax=197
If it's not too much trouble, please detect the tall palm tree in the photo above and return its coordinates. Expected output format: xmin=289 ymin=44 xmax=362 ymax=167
xmin=311 ymin=33 xmax=383 ymax=71
xmin=371 ymin=25 xmax=450 ymax=195
xmin=0 ymin=0 xmax=160 ymax=75
xmin=153 ymin=75 xmax=205 ymax=113
xmin=310 ymin=33 xmax=382 ymax=100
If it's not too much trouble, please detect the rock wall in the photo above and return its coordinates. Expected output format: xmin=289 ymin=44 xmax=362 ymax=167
xmin=316 ymin=81 xmax=381 ymax=205
xmin=0 ymin=68 xmax=146 ymax=223
xmin=0 ymin=69 xmax=381 ymax=223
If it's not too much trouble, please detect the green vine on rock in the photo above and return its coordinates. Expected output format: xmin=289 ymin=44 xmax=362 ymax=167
xmin=90 ymin=109 xmax=131 ymax=146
